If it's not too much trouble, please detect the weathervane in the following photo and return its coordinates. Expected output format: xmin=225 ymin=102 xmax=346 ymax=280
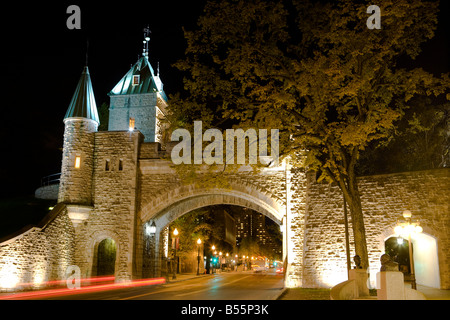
xmin=143 ymin=26 xmax=151 ymax=58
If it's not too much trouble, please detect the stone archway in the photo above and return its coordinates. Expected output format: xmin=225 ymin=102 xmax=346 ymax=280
xmin=378 ymin=227 xmax=441 ymax=289
xmin=138 ymin=182 xmax=288 ymax=280
xmin=88 ymin=231 xmax=121 ymax=279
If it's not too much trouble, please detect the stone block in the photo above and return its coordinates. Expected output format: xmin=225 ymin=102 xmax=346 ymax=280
xmin=377 ymin=271 xmax=405 ymax=300
xmin=348 ymin=269 xmax=370 ymax=297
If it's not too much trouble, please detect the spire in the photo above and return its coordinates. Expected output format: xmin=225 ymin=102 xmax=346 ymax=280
xmin=64 ymin=66 xmax=100 ymax=124
xmin=143 ymin=26 xmax=151 ymax=59
xmin=108 ymin=28 xmax=167 ymax=101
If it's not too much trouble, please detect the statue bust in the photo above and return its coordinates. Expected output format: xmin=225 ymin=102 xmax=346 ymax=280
xmin=353 ymin=255 xmax=363 ymax=269
xmin=380 ymin=254 xmax=399 ymax=271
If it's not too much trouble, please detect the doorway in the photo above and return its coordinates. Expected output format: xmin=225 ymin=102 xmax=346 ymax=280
xmin=96 ymin=238 xmax=117 ymax=276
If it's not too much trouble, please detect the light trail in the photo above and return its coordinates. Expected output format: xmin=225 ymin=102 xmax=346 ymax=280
xmin=0 ymin=277 xmax=166 ymax=300
xmin=15 ymin=275 xmax=116 ymax=288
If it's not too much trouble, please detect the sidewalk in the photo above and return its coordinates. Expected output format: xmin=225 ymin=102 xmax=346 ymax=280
xmin=414 ymin=284 xmax=450 ymax=300
xmin=277 ymin=284 xmax=450 ymax=300
xmin=165 ymin=272 xmax=214 ymax=284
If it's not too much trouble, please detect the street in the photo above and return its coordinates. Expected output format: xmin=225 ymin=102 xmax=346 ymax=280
xmin=33 ymin=271 xmax=284 ymax=300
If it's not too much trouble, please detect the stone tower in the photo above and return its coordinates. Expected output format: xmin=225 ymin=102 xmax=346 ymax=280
xmin=58 ymin=66 xmax=99 ymax=227
xmin=107 ymin=34 xmax=168 ymax=143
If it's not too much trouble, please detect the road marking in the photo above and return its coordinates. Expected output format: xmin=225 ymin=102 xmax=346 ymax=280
xmin=119 ymin=274 xmax=254 ymax=300
xmin=174 ymin=275 xmax=252 ymax=297
xmin=119 ymin=278 xmax=208 ymax=300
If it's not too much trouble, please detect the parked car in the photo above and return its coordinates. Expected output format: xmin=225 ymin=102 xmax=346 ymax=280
xmin=252 ymin=264 xmax=265 ymax=272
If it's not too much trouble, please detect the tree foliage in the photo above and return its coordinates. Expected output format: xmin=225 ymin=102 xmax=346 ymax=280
xmin=170 ymin=0 xmax=449 ymax=268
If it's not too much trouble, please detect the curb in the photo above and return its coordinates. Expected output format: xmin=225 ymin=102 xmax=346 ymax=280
xmin=274 ymin=287 xmax=288 ymax=300
xmin=166 ymin=273 xmax=213 ymax=284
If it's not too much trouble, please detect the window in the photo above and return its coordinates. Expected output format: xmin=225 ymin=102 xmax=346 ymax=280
xmin=105 ymin=159 xmax=110 ymax=171
xmin=118 ymin=159 xmax=123 ymax=171
xmin=129 ymin=117 xmax=135 ymax=131
xmin=74 ymin=156 xmax=81 ymax=169
xmin=132 ymin=75 xmax=140 ymax=86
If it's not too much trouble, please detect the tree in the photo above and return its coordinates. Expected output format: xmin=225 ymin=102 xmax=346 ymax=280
xmin=357 ymin=97 xmax=449 ymax=175
xmin=171 ymin=0 xmax=449 ymax=269
xmin=97 ymin=102 xmax=109 ymax=131
xmin=170 ymin=208 xmax=214 ymax=257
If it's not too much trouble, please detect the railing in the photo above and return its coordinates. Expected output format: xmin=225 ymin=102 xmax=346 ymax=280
xmin=40 ymin=173 xmax=61 ymax=186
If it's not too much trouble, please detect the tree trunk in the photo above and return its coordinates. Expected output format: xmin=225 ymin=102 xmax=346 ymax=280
xmin=345 ymin=175 xmax=369 ymax=269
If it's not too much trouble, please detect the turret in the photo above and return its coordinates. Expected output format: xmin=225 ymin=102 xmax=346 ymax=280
xmin=58 ymin=66 xmax=99 ymax=225
xmin=108 ymin=31 xmax=168 ymax=143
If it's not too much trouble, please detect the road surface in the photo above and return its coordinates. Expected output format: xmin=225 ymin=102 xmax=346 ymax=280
xmin=41 ymin=271 xmax=284 ymax=300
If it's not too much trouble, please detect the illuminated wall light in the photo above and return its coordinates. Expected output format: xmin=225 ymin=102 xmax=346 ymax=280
xmin=74 ymin=156 xmax=81 ymax=169
xmin=318 ymin=259 xmax=348 ymax=288
xmin=129 ymin=117 xmax=135 ymax=132
xmin=0 ymin=262 xmax=20 ymax=290
xmin=32 ymin=272 xmax=45 ymax=288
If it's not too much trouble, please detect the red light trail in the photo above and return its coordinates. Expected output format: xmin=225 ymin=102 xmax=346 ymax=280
xmin=0 ymin=277 xmax=166 ymax=300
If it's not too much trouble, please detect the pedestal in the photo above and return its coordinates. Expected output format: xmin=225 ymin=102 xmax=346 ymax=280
xmin=377 ymin=271 xmax=405 ymax=300
xmin=348 ymin=269 xmax=370 ymax=297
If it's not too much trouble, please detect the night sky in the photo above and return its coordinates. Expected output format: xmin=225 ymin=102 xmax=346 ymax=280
xmin=0 ymin=0 xmax=448 ymax=199
xmin=0 ymin=1 xmax=207 ymax=198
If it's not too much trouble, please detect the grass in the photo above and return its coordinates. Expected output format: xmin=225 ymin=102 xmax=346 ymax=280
xmin=278 ymin=288 xmax=331 ymax=300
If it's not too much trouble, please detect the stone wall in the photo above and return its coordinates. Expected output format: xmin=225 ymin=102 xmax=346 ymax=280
xmin=0 ymin=205 xmax=75 ymax=291
xmin=71 ymin=130 xmax=142 ymax=281
xmin=109 ymin=94 xmax=160 ymax=142
xmin=303 ymin=169 xmax=449 ymax=289
xmin=1 ymin=136 xmax=448 ymax=291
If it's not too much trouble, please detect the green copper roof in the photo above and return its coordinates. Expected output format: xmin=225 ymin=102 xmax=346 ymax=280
xmin=109 ymin=56 xmax=168 ymax=101
xmin=64 ymin=66 xmax=100 ymax=124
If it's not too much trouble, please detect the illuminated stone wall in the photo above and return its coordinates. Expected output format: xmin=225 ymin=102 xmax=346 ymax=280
xmin=1 ymin=132 xmax=448 ymax=292
xmin=0 ymin=206 xmax=74 ymax=291
xmin=303 ymin=169 xmax=450 ymax=289
xmin=71 ymin=130 xmax=143 ymax=281
xmin=58 ymin=119 xmax=97 ymax=205
xmin=109 ymin=94 xmax=163 ymax=143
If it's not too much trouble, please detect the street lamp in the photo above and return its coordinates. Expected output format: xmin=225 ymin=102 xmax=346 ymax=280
xmin=211 ymin=245 xmax=216 ymax=274
xmin=394 ymin=210 xmax=423 ymax=290
xmin=226 ymin=253 xmax=229 ymax=271
xmin=197 ymin=238 xmax=202 ymax=275
xmin=173 ymin=228 xmax=179 ymax=280
xmin=148 ymin=221 xmax=156 ymax=235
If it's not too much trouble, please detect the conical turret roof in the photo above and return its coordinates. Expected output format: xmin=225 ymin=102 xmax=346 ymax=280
xmin=64 ymin=66 xmax=100 ymax=124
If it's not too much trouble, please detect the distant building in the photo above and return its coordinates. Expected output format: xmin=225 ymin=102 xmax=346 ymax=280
xmin=234 ymin=208 xmax=281 ymax=258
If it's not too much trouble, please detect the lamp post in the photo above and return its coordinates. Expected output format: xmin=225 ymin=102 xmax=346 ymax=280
xmin=226 ymin=253 xmax=229 ymax=271
xmin=172 ymin=228 xmax=179 ymax=280
xmin=146 ymin=221 xmax=156 ymax=278
xmin=211 ymin=245 xmax=216 ymax=274
xmin=394 ymin=210 xmax=423 ymax=290
xmin=197 ymin=238 xmax=202 ymax=275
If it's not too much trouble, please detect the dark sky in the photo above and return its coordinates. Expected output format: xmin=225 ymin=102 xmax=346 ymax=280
xmin=0 ymin=0 xmax=448 ymax=199
xmin=0 ymin=1 xmax=207 ymax=198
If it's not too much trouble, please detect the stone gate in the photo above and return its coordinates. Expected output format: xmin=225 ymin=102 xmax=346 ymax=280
xmin=0 ymin=49 xmax=448 ymax=292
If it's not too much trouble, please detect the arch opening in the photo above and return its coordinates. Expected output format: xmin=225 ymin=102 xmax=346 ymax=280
xmin=139 ymin=188 xmax=286 ymax=280
xmin=94 ymin=238 xmax=117 ymax=277
xmin=384 ymin=233 xmax=440 ymax=289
